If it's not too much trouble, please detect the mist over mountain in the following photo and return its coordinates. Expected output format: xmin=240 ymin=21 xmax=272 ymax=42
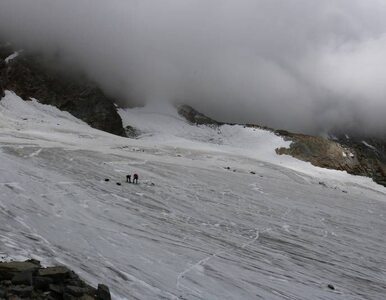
xmin=1 ymin=0 xmax=386 ymax=135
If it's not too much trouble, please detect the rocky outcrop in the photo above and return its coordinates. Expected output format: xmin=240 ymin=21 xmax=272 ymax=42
xmin=124 ymin=125 xmax=139 ymax=138
xmin=0 ymin=44 xmax=12 ymax=98
xmin=275 ymin=131 xmax=359 ymax=169
xmin=0 ymin=259 xmax=111 ymax=300
xmin=275 ymin=130 xmax=386 ymax=187
xmin=178 ymin=105 xmax=386 ymax=186
xmin=177 ymin=104 xmax=222 ymax=126
xmin=0 ymin=44 xmax=126 ymax=137
xmin=333 ymin=134 xmax=386 ymax=186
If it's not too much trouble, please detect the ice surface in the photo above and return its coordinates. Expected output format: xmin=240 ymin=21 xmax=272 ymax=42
xmin=0 ymin=91 xmax=386 ymax=299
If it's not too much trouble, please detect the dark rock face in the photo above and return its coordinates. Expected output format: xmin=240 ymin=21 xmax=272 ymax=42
xmin=177 ymin=104 xmax=222 ymax=126
xmin=0 ymin=44 xmax=12 ymax=98
xmin=0 ymin=45 xmax=126 ymax=137
xmin=0 ymin=66 xmax=5 ymax=98
xmin=34 ymin=276 xmax=53 ymax=290
xmin=275 ymin=132 xmax=359 ymax=170
xmin=334 ymin=134 xmax=386 ymax=187
xmin=0 ymin=260 xmax=111 ymax=300
xmin=37 ymin=266 xmax=70 ymax=282
xmin=125 ymin=125 xmax=139 ymax=138
xmin=0 ymin=260 xmax=40 ymax=280
xmin=97 ymin=284 xmax=111 ymax=300
xmin=10 ymin=285 xmax=33 ymax=298
xmin=11 ymin=271 xmax=33 ymax=286
xmin=275 ymin=130 xmax=386 ymax=187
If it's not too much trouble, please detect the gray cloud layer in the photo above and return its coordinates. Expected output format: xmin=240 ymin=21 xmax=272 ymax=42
xmin=1 ymin=0 xmax=386 ymax=135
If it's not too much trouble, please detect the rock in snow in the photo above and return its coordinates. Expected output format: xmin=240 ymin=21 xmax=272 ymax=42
xmin=0 ymin=260 xmax=111 ymax=300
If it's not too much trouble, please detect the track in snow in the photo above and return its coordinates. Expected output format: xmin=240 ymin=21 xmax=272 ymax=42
xmin=0 ymin=92 xmax=386 ymax=299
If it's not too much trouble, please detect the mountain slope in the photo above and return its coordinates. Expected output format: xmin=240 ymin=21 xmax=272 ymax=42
xmin=174 ymin=104 xmax=386 ymax=187
xmin=2 ymin=42 xmax=384 ymax=186
xmin=0 ymin=44 xmax=126 ymax=137
xmin=275 ymin=130 xmax=386 ymax=187
xmin=1 ymin=92 xmax=385 ymax=299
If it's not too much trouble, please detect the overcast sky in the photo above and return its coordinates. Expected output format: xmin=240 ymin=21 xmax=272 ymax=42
xmin=1 ymin=0 xmax=386 ymax=135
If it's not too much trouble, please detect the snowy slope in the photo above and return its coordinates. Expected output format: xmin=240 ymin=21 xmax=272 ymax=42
xmin=0 ymin=91 xmax=386 ymax=300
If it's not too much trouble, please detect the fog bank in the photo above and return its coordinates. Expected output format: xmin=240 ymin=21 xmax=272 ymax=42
xmin=1 ymin=0 xmax=386 ymax=134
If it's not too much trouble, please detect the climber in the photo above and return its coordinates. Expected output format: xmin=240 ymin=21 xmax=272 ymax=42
xmin=133 ymin=173 xmax=139 ymax=184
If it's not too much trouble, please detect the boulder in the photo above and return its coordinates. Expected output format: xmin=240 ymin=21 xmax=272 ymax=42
xmin=65 ymin=285 xmax=88 ymax=297
xmin=0 ymin=261 xmax=40 ymax=280
xmin=11 ymin=270 xmax=33 ymax=285
xmin=80 ymin=295 xmax=95 ymax=300
xmin=0 ymin=258 xmax=110 ymax=300
xmin=10 ymin=285 xmax=33 ymax=297
xmin=33 ymin=276 xmax=53 ymax=290
xmin=97 ymin=284 xmax=111 ymax=300
xmin=49 ymin=283 xmax=64 ymax=294
xmin=125 ymin=125 xmax=139 ymax=138
xmin=38 ymin=266 xmax=70 ymax=281
xmin=63 ymin=293 xmax=78 ymax=300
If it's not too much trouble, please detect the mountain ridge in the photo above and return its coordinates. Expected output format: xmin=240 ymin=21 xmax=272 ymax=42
xmin=1 ymin=44 xmax=385 ymax=187
xmin=177 ymin=104 xmax=386 ymax=187
xmin=0 ymin=43 xmax=126 ymax=137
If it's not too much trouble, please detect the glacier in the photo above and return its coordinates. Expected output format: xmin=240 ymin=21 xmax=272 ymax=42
xmin=0 ymin=91 xmax=385 ymax=299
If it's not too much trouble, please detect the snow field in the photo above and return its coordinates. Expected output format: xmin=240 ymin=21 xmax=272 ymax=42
xmin=0 ymin=91 xmax=385 ymax=299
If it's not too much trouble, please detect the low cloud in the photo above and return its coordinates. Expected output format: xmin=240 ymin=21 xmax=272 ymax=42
xmin=1 ymin=0 xmax=386 ymax=135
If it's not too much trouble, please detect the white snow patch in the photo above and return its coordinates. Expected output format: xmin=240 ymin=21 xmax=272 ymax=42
xmin=362 ymin=141 xmax=376 ymax=150
xmin=5 ymin=51 xmax=20 ymax=64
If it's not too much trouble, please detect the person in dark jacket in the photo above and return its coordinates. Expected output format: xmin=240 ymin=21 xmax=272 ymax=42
xmin=133 ymin=173 xmax=139 ymax=184
xmin=126 ymin=175 xmax=131 ymax=183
